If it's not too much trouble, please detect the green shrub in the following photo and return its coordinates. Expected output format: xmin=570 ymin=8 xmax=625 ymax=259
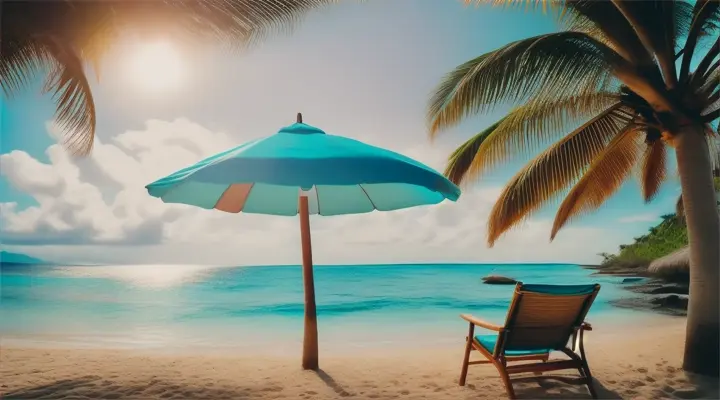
xmin=601 ymin=214 xmax=688 ymax=269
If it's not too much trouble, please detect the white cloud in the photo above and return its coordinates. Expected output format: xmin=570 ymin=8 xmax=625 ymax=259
xmin=1 ymin=119 xmax=636 ymax=266
xmin=617 ymin=213 xmax=660 ymax=223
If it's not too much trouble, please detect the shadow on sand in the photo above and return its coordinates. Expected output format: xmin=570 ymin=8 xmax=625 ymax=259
xmin=3 ymin=372 xmax=357 ymax=400
xmin=314 ymin=369 xmax=352 ymax=397
xmin=0 ymin=375 xmax=624 ymax=400
xmin=464 ymin=376 xmax=623 ymax=399
xmin=2 ymin=376 xmax=263 ymax=400
xmin=4 ymin=372 xmax=716 ymax=399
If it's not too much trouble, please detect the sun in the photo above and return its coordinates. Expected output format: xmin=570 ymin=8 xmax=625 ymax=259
xmin=125 ymin=41 xmax=185 ymax=94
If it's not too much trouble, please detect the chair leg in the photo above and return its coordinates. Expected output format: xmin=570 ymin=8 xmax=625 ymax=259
xmin=574 ymin=364 xmax=595 ymax=396
xmin=578 ymin=329 xmax=598 ymax=399
xmin=581 ymin=360 xmax=597 ymax=398
xmin=495 ymin=360 xmax=516 ymax=400
xmin=459 ymin=323 xmax=474 ymax=386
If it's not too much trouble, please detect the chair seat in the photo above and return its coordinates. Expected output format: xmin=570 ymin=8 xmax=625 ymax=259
xmin=475 ymin=334 xmax=552 ymax=356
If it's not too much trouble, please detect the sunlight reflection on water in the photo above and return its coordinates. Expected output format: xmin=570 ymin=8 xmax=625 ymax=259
xmin=52 ymin=264 xmax=227 ymax=288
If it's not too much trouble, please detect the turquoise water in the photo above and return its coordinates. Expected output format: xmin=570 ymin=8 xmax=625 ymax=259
xmin=1 ymin=263 xmax=648 ymax=353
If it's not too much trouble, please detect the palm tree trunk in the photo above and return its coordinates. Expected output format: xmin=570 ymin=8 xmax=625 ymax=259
xmin=674 ymin=124 xmax=720 ymax=377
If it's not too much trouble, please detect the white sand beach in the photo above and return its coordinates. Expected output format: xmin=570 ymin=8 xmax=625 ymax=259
xmin=2 ymin=315 xmax=718 ymax=400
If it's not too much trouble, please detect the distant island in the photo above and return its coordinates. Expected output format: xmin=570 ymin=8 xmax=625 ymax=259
xmin=0 ymin=251 xmax=50 ymax=265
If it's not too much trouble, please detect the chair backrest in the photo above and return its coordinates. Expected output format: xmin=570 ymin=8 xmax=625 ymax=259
xmin=496 ymin=283 xmax=600 ymax=356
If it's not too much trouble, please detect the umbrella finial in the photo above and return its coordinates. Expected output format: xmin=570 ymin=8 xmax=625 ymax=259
xmin=297 ymin=113 xmax=303 ymax=124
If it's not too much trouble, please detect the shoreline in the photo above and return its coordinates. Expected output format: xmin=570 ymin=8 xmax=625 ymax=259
xmin=581 ymin=264 xmax=689 ymax=316
xmin=3 ymin=316 xmax=718 ymax=399
xmin=0 ymin=310 xmax=675 ymax=356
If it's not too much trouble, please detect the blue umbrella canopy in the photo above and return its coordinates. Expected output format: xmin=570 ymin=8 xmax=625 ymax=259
xmin=145 ymin=120 xmax=460 ymax=215
xmin=144 ymin=114 xmax=461 ymax=370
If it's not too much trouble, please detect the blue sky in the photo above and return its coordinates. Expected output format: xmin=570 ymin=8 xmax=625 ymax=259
xmin=0 ymin=1 xmax=685 ymax=265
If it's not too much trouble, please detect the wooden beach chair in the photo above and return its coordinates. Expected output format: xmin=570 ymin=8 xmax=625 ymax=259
xmin=459 ymin=283 xmax=601 ymax=399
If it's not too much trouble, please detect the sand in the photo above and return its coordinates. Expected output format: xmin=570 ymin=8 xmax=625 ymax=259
xmin=2 ymin=316 xmax=718 ymax=400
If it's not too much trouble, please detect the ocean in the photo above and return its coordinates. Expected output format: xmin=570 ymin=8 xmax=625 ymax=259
xmin=0 ymin=263 xmax=649 ymax=355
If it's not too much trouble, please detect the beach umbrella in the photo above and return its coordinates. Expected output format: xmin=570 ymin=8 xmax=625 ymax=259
xmin=145 ymin=113 xmax=461 ymax=369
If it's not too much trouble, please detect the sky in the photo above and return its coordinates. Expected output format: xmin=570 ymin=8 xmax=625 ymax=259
xmin=0 ymin=1 xmax=683 ymax=266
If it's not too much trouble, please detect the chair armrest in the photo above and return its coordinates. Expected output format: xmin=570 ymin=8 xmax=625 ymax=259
xmin=581 ymin=322 xmax=593 ymax=331
xmin=460 ymin=314 xmax=503 ymax=331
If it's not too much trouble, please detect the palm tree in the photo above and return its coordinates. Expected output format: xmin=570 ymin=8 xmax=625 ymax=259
xmin=676 ymin=152 xmax=720 ymax=219
xmin=428 ymin=0 xmax=719 ymax=376
xmin=1 ymin=0 xmax=334 ymax=156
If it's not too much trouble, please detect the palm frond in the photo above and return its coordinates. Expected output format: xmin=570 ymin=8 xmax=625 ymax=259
xmin=100 ymin=0 xmax=340 ymax=50
xmin=551 ymin=126 xmax=643 ymax=239
xmin=700 ymin=3 xmax=720 ymax=36
xmin=704 ymin=60 xmax=720 ymax=85
xmin=41 ymin=38 xmax=96 ymax=156
xmin=549 ymin=0 xmax=687 ymax=65
xmin=698 ymin=65 xmax=719 ymax=101
xmin=673 ymin=1 xmax=699 ymax=47
xmin=444 ymin=119 xmax=505 ymax=185
xmin=70 ymin=7 xmax=121 ymax=80
xmin=705 ymin=106 xmax=720 ymax=123
xmin=562 ymin=18 xmax=617 ymax=52
xmin=464 ymin=0 xmax=562 ymax=13
xmin=2 ymin=0 xmax=338 ymax=156
xmin=427 ymin=31 xmax=620 ymax=136
xmin=560 ymin=0 xmax=655 ymax=65
xmin=680 ymin=0 xmax=720 ymax=82
xmin=0 ymin=37 xmax=49 ymax=96
xmin=639 ymin=135 xmax=667 ymax=202
xmin=458 ymin=92 xmax=621 ymax=182
xmin=704 ymin=93 xmax=720 ymax=120
xmin=486 ymin=105 xmax=632 ymax=246
xmin=691 ymin=37 xmax=719 ymax=91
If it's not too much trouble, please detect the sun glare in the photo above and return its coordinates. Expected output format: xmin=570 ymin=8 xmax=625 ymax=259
xmin=126 ymin=41 xmax=185 ymax=94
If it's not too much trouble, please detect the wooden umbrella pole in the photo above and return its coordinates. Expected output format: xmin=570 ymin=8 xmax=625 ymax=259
xmin=299 ymin=193 xmax=319 ymax=370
